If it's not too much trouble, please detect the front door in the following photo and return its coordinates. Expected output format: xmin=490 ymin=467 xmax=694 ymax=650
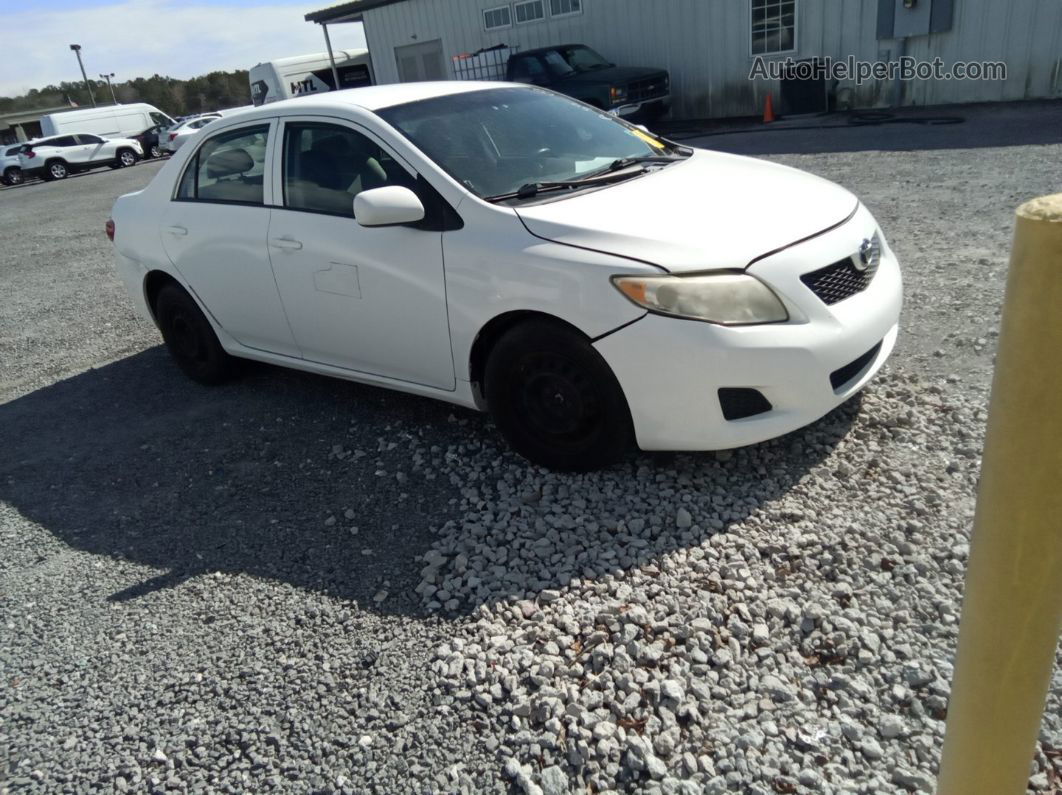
xmin=266 ymin=118 xmax=454 ymax=390
xmin=75 ymin=134 xmax=107 ymax=163
xmin=395 ymin=40 xmax=446 ymax=82
xmin=160 ymin=120 xmax=300 ymax=357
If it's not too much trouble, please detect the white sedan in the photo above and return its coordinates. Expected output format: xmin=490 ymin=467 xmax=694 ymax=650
xmin=161 ymin=114 xmax=221 ymax=153
xmin=109 ymin=82 xmax=901 ymax=470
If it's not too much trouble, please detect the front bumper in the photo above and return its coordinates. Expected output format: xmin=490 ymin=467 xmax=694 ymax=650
xmin=594 ymin=206 xmax=902 ymax=451
xmin=611 ymin=95 xmax=671 ymax=121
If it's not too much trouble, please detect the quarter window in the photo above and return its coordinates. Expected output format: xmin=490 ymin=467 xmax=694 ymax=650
xmin=483 ymin=4 xmax=511 ymax=29
xmin=176 ymin=124 xmax=269 ymax=205
xmin=549 ymin=0 xmax=582 ymax=16
xmin=282 ymin=122 xmax=414 ymax=218
xmin=751 ymin=0 xmax=797 ymax=55
xmin=514 ymin=0 xmax=544 ymax=23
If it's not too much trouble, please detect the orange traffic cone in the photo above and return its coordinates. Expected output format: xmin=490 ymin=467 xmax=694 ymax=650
xmin=763 ymin=93 xmax=776 ymax=123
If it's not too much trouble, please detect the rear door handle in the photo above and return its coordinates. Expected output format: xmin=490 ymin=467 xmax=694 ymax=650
xmin=269 ymin=236 xmax=303 ymax=251
xmin=164 ymin=225 xmax=188 ymax=237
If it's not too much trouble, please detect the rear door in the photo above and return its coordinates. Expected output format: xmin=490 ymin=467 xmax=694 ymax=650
xmin=160 ymin=119 xmax=300 ymax=357
xmin=75 ymin=134 xmax=108 ymax=162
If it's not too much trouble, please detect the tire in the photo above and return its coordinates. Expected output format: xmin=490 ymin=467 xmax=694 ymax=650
xmin=117 ymin=148 xmax=137 ymax=168
xmin=484 ymin=320 xmax=633 ymax=471
xmin=2 ymin=167 xmax=22 ymax=186
xmin=44 ymin=160 xmax=68 ymax=180
xmin=155 ymin=284 xmax=233 ymax=385
xmin=149 ymin=145 xmax=162 ymax=158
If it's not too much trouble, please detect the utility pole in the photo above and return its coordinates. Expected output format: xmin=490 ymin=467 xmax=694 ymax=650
xmin=68 ymin=44 xmax=97 ymax=107
xmin=100 ymin=72 xmax=117 ymax=105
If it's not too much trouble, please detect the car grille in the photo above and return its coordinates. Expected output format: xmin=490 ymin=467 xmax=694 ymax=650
xmin=627 ymin=75 xmax=669 ymax=102
xmin=830 ymin=341 xmax=883 ymax=391
xmin=800 ymin=254 xmax=878 ymax=306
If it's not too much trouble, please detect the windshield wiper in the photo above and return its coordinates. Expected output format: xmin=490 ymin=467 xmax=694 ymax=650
xmin=485 ymin=167 xmax=653 ymax=202
xmin=578 ymin=154 xmax=685 ymax=180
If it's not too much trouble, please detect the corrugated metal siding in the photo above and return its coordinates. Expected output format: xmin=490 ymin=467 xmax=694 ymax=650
xmin=359 ymin=0 xmax=1062 ymax=118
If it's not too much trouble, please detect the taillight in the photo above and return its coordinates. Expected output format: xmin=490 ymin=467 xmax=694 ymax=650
xmin=105 ymin=219 xmax=115 ymax=242
xmin=25 ymin=150 xmax=35 ymax=159
xmin=168 ymin=133 xmax=177 ymax=141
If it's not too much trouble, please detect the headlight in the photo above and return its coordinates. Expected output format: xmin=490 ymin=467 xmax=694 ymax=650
xmin=612 ymin=272 xmax=789 ymax=325
xmin=609 ymin=86 xmax=627 ymax=103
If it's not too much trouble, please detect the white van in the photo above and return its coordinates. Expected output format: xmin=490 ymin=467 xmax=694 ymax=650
xmin=249 ymin=50 xmax=374 ymax=106
xmin=40 ymin=103 xmax=176 ymax=139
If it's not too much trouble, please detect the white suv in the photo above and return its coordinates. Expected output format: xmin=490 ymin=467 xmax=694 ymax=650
xmin=19 ymin=134 xmax=143 ymax=181
xmin=1 ymin=142 xmax=27 ymax=185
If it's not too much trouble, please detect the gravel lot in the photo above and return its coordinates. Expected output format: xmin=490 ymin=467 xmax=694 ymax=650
xmin=2 ymin=115 xmax=1061 ymax=795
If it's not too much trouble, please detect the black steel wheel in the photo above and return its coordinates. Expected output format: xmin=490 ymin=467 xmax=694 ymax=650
xmin=155 ymin=284 xmax=233 ymax=385
xmin=485 ymin=320 xmax=632 ymax=470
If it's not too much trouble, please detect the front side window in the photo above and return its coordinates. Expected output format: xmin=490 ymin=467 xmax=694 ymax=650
xmin=557 ymin=45 xmax=611 ymax=73
xmin=282 ymin=122 xmax=415 ymax=218
xmin=77 ymin=134 xmax=104 ymax=144
xmin=483 ymin=5 xmax=511 ymax=29
xmin=51 ymin=136 xmax=78 ymax=148
xmin=149 ymin=112 xmax=172 ymax=127
xmin=379 ymin=87 xmax=683 ymax=200
xmin=510 ymin=56 xmax=548 ymax=84
xmin=751 ymin=0 xmax=796 ymax=55
xmin=176 ymin=124 xmax=269 ymax=205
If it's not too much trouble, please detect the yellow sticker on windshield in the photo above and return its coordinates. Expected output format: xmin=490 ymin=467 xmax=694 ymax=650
xmin=630 ymin=129 xmax=666 ymax=149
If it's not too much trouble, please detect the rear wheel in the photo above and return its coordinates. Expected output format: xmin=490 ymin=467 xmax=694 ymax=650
xmin=149 ymin=144 xmax=162 ymax=158
xmin=44 ymin=160 xmax=68 ymax=180
xmin=485 ymin=320 xmax=633 ymax=471
xmin=155 ymin=284 xmax=233 ymax=385
xmin=2 ymin=167 xmax=21 ymax=186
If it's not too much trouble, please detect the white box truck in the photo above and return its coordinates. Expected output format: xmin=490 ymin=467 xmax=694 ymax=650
xmin=39 ymin=103 xmax=176 ymax=139
xmin=249 ymin=49 xmax=373 ymax=106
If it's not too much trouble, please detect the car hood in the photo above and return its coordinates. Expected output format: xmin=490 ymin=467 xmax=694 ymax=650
xmin=562 ymin=65 xmax=667 ymax=86
xmin=514 ymin=149 xmax=858 ymax=272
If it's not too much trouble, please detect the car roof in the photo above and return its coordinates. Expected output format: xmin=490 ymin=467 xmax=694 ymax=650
xmin=234 ymin=81 xmax=513 ymax=119
xmin=512 ymin=44 xmax=589 ymax=57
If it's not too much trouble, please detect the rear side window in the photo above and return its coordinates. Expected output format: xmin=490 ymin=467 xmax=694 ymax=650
xmin=176 ymin=124 xmax=270 ymax=205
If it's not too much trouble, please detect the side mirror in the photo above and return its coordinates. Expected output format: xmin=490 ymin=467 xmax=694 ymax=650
xmin=354 ymin=186 xmax=425 ymax=227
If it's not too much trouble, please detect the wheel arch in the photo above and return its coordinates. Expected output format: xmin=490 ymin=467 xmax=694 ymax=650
xmin=467 ymin=310 xmax=591 ymax=408
xmin=143 ymin=269 xmax=183 ymax=322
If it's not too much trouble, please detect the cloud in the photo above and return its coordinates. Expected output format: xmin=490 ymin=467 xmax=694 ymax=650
xmin=0 ymin=0 xmax=366 ymax=97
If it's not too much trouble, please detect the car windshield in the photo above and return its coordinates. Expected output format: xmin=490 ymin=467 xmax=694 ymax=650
xmin=378 ymin=87 xmax=683 ymax=201
xmin=558 ymin=45 xmax=612 ymax=72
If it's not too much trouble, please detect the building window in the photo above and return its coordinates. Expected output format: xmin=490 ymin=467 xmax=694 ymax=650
xmin=514 ymin=0 xmax=545 ymax=24
xmin=751 ymin=0 xmax=796 ymax=55
xmin=483 ymin=4 xmax=512 ymax=29
xmin=550 ymin=0 xmax=582 ymax=16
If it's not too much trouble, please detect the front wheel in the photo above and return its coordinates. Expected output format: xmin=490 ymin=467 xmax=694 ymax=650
xmin=485 ymin=320 xmax=633 ymax=471
xmin=117 ymin=148 xmax=137 ymax=167
xmin=155 ymin=284 xmax=233 ymax=385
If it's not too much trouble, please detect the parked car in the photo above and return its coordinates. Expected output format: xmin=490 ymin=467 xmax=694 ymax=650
xmin=1 ymin=142 xmax=28 ymax=185
xmin=506 ymin=44 xmax=670 ymax=121
xmin=132 ymin=124 xmax=167 ymax=159
xmin=39 ymin=103 xmax=175 ymax=139
xmin=108 ymin=82 xmax=901 ymax=470
xmin=20 ymin=134 xmax=142 ymax=181
xmin=162 ymin=115 xmax=221 ymax=154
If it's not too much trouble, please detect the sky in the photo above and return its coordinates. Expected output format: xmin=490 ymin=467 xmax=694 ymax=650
xmin=0 ymin=0 xmax=367 ymax=98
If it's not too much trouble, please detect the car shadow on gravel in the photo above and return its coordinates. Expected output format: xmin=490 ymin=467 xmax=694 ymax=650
xmin=0 ymin=346 xmax=859 ymax=616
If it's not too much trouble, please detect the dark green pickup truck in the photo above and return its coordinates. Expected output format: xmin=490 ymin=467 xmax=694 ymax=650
xmin=505 ymin=44 xmax=671 ymax=122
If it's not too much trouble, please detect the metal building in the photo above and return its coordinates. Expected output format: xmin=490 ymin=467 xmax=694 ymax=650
xmin=306 ymin=0 xmax=1062 ymax=119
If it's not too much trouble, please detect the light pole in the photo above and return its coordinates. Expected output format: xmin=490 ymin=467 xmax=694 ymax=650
xmin=68 ymin=44 xmax=97 ymax=107
xmin=100 ymin=72 xmax=117 ymax=105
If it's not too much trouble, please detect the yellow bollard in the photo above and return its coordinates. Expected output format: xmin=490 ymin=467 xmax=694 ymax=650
xmin=936 ymin=194 xmax=1062 ymax=794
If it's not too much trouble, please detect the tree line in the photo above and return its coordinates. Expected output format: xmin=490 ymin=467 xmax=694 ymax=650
xmin=0 ymin=71 xmax=252 ymax=118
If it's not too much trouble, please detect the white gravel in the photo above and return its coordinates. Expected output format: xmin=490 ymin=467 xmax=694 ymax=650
xmin=2 ymin=139 xmax=1061 ymax=793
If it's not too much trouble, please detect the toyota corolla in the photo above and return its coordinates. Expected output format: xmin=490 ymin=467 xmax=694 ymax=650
xmin=109 ymin=82 xmax=902 ymax=470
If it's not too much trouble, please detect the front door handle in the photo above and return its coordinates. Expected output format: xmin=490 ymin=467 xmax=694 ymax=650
xmin=269 ymin=236 xmax=303 ymax=251
xmin=164 ymin=225 xmax=188 ymax=236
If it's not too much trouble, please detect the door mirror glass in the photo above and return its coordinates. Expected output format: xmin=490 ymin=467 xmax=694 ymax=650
xmin=354 ymin=186 xmax=425 ymax=227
